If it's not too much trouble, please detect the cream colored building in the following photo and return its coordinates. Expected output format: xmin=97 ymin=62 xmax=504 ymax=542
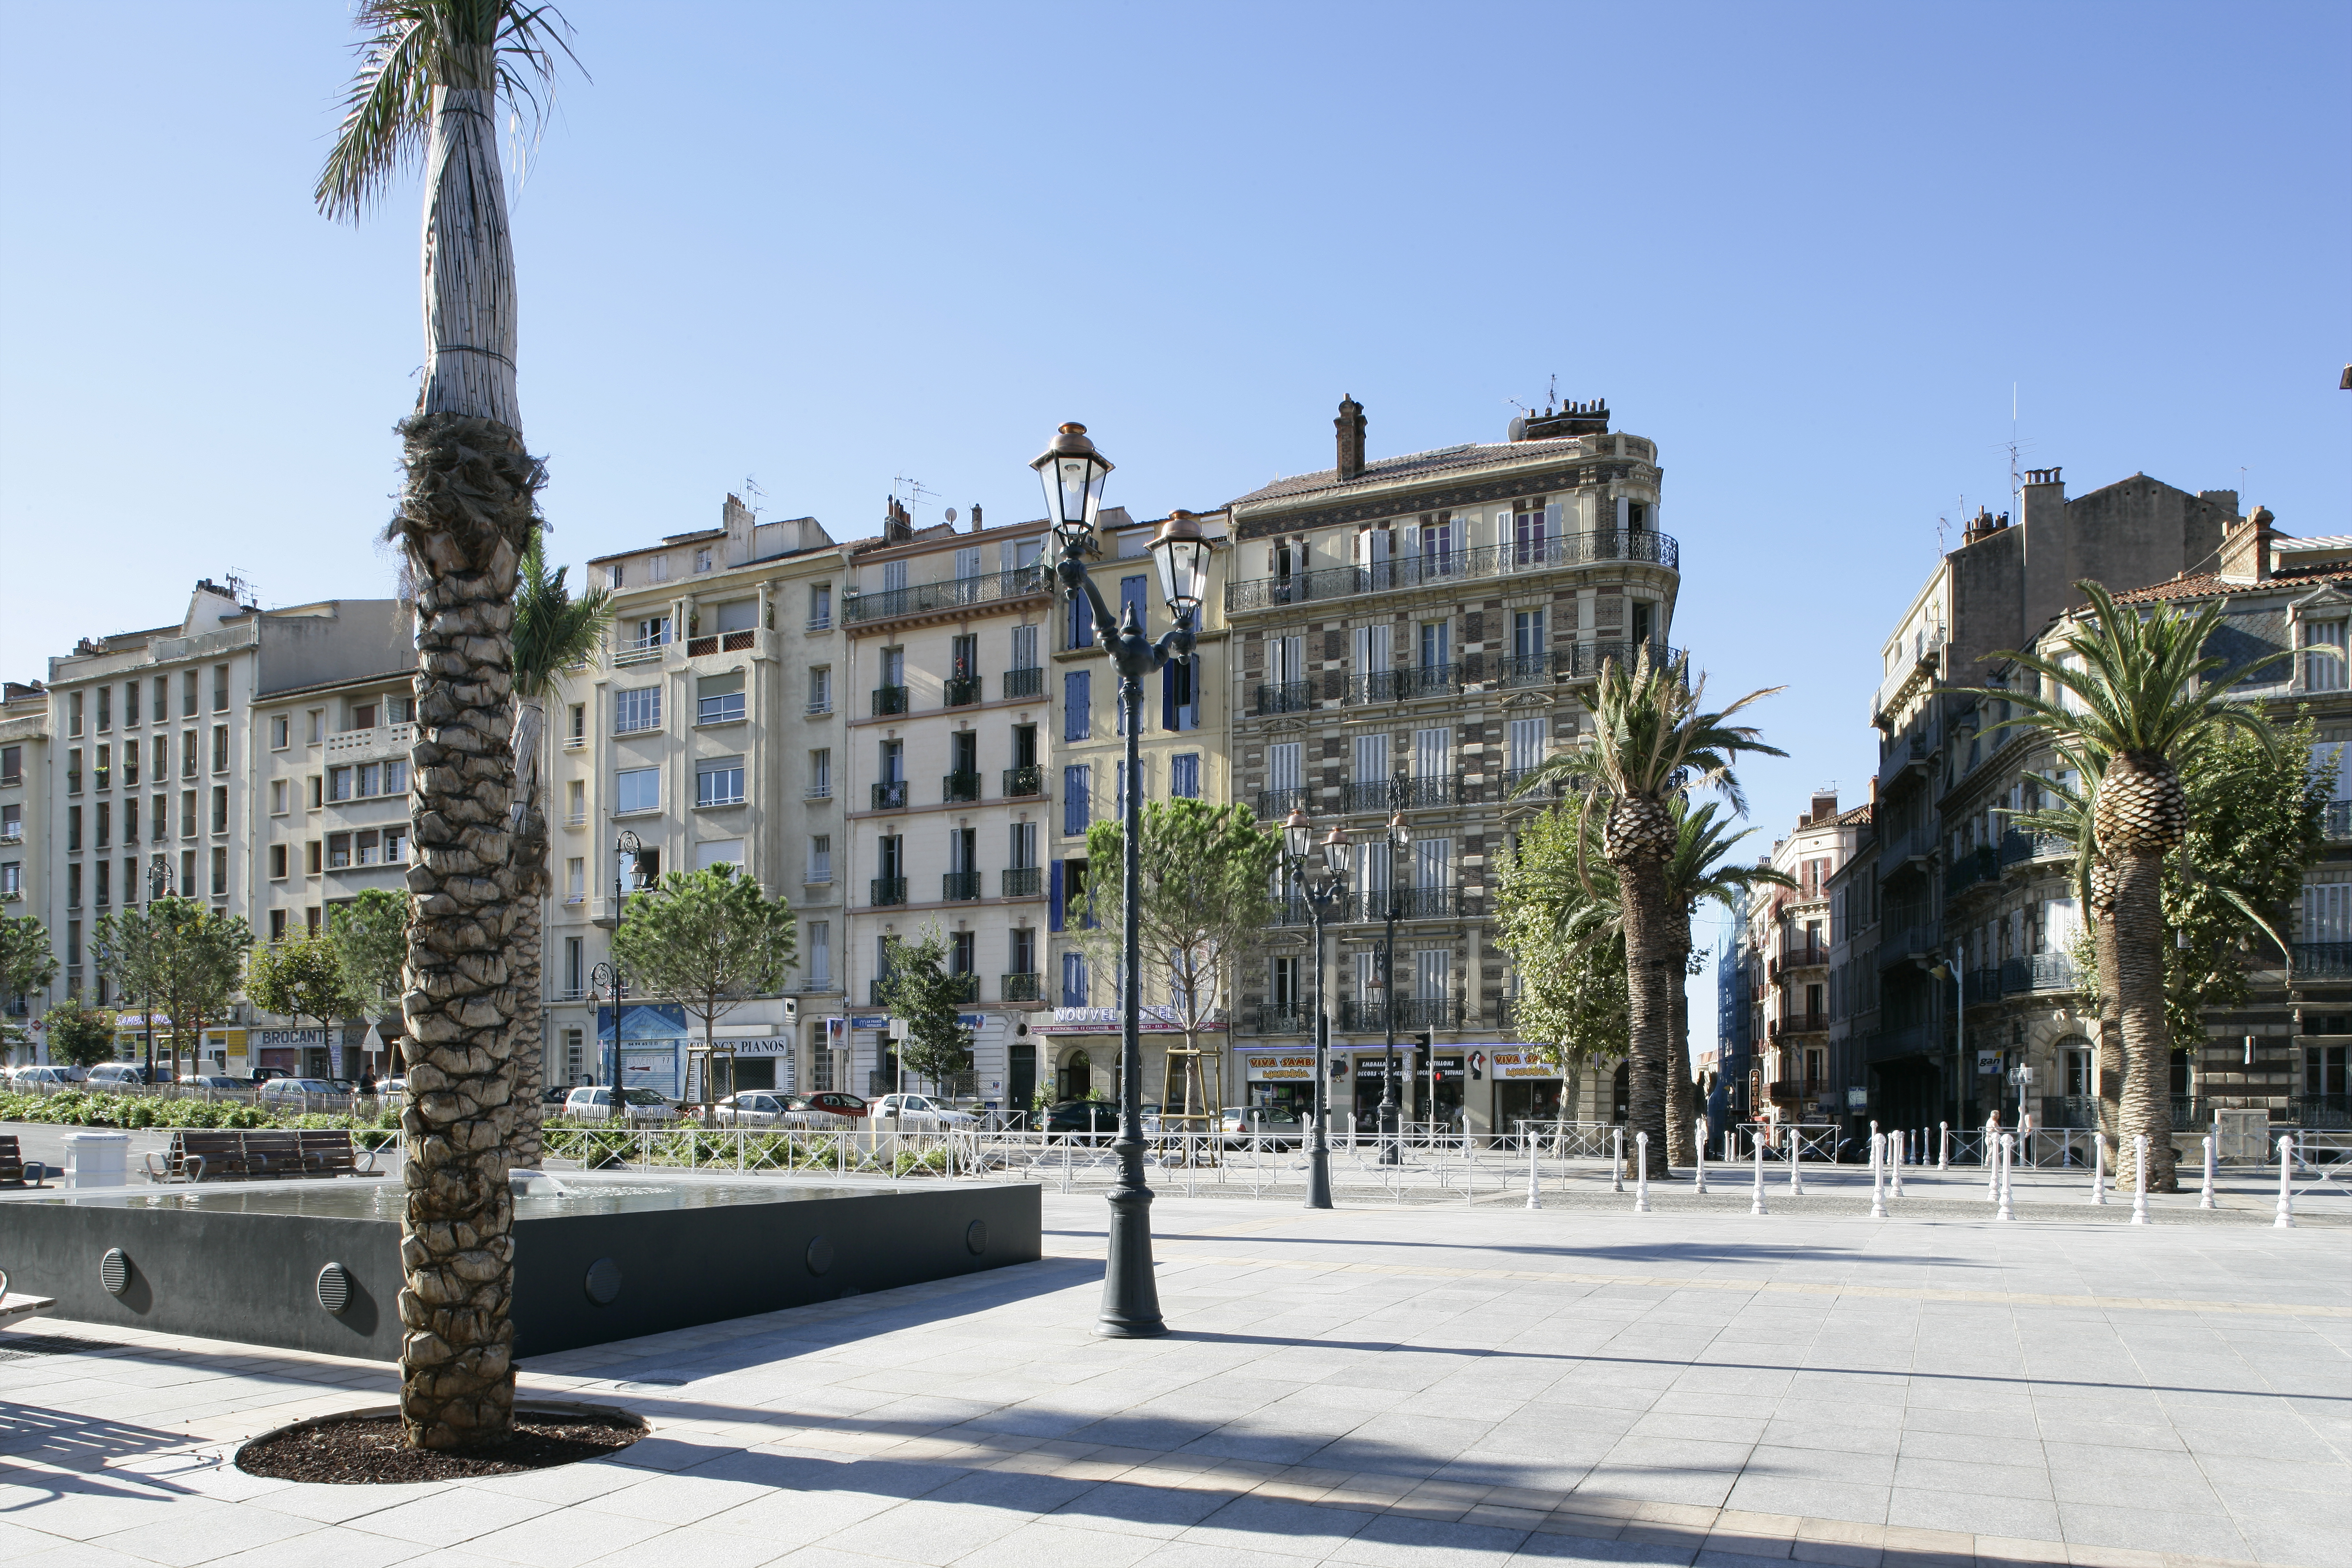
xmin=1740 ymin=790 xmax=1865 ymax=1128
xmin=2 ymin=680 xmax=52 ymax=1056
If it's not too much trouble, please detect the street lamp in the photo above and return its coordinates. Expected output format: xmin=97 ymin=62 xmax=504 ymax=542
xmin=1030 ymin=423 xmax=1206 ymax=1339
xmin=595 ymin=828 xmax=644 ymax=1104
xmin=1283 ymin=808 xmax=1350 ymax=1208
xmin=144 ymin=855 xmax=169 ymax=1080
xmin=1376 ymin=803 xmax=1411 ymax=1165
xmin=1928 ymin=956 xmax=1963 ymax=1127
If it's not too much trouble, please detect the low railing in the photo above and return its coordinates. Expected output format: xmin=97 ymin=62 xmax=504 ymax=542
xmin=804 ymin=782 xmax=832 ymax=800
xmin=1001 ymin=972 xmax=1041 ymax=1002
xmin=1338 ymin=996 xmax=1460 ymax=1031
xmin=871 ymin=686 xmax=908 ymax=716
xmin=685 ymin=629 xmax=758 ymax=657
xmin=872 ymin=781 xmax=909 ymax=810
xmin=1946 ymin=845 xmax=2001 ymax=897
xmin=942 ymin=771 xmax=981 ymax=803
xmin=1341 ymin=775 xmax=1456 ymax=814
xmin=2000 ymin=829 xmax=2072 ymax=867
xmin=1003 ymin=765 xmax=1044 ymax=798
xmin=1225 ymin=530 xmax=1680 ymax=613
xmin=941 ymin=872 xmax=982 ymax=901
xmin=2328 ymin=802 xmax=2352 ymax=840
xmin=2292 ymin=1093 xmax=2352 ymax=1128
xmin=2292 ymin=943 xmax=2352 ymax=980
xmin=1001 ymin=666 xmax=1045 ymax=701
xmin=1001 ymin=866 xmax=1042 ymax=898
xmin=1347 ymin=664 xmax=1462 ymax=703
xmin=870 ymin=876 xmax=907 ymax=906
xmin=1768 ymin=1012 xmax=1827 ymax=1037
xmin=1346 ymin=886 xmax=1462 ymax=922
xmin=1251 ymin=1006 xmax=1313 ymax=1035
xmin=944 ymin=676 xmax=981 ymax=708
xmin=2000 ymin=953 xmax=2077 ymax=994
xmin=1256 ymin=680 xmax=1313 ymax=715
xmin=1255 ymin=786 xmax=1311 ymax=821
xmin=1778 ymin=942 xmax=1829 ymax=971
xmin=841 ymin=565 xmax=1048 ymax=626
xmin=612 ymin=634 xmax=666 ymax=667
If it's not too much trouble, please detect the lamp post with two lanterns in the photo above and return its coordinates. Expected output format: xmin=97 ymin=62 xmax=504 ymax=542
xmin=1374 ymin=803 xmax=1411 ymax=1166
xmin=1281 ymin=808 xmax=1350 ymax=1209
xmin=590 ymin=828 xmax=644 ymax=1106
xmin=1029 ymin=422 xmax=1213 ymax=1339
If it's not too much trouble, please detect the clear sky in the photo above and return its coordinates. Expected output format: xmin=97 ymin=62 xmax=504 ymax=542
xmin=3 ymin=1 xmax=2346 ymax=1050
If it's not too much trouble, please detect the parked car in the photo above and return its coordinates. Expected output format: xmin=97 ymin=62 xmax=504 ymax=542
xmin=871 ymin=1093 xmax=977 ymax=1129
xmin=259 ymin=1076 xmax=350 ymax=1107
xmin=793 ymin=1091 xmax=870 ymax=1125
xmin=1217 ymin=1107 xmax=1305 ymax=1149
xmin=712 ymin=1091 xmax=796 ymax=1127
xmin=177 ymin=1074 xmax=245 ymax=1093
xmin=7 ymin=1064 xmax=83 ymax=1087
xmin=85 ymin=1062 xmax=161 ymax=1088
xmin=378 ymin=1077 xmax=408 ymax=1097
xmin=539 ymin=1084 xmax=571 ymax=1105
xmin=1043 ymin=1099 xmax=1119 ymax=1144
xmin=563 ymin=1086 xmax=678 ymax=1124
xmin=247 ymin=1067 xmax=290 ymax=1086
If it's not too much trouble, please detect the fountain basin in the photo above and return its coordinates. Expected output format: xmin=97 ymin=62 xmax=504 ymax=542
xmin=3 ymin=1176 xmax=1040 ymax=1361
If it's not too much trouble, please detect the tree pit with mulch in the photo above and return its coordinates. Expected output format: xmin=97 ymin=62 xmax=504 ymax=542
xmin=237 ymin=1407 xmax=644 ymax=1484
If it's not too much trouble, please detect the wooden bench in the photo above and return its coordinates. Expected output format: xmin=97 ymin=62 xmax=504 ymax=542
xmin=297 ymin=1129 xmax=379 ymax=1177
xmin=0 ymin=1135 xmax=49 ymax=1189
xmin=142 ymin=1128 xmax=382 ymax=1183
xmin=144 ymin=1130 xmax=253 ymax=1183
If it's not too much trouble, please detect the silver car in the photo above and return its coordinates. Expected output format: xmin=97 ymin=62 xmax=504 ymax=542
xmin=563 ymin=1086 xmax=678 ymax=1124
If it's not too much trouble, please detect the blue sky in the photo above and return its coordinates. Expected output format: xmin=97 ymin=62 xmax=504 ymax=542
xmin=3 ymin=1 xmax=2346 ymax=1044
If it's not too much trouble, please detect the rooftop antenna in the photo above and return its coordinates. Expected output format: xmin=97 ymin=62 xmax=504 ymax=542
xmin=741 ymin=475 xmax=766 ymax=518
xmin=891 ymin=474 xmax=939 ymax=513
xmin=225 ymin=570 xmax=258 ymax=607
xmin=1546 ymin=373 xmax=1558 ymax=415
xmin=2008 ymin=383 xmax=2021 ymax=513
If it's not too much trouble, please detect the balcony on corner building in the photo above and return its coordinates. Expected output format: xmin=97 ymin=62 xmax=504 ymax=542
xmin=871 ymin=685 xmax=909 ymax=717
xmin=1001 ymin=666 xmax=1045 ymax=701
xmin=841 ymin=564 xmax=1049 ymax=627
xmin=941 ymin=871 xmax=982 ymax=901
xmin=1223 ymin=530 xmax=1680 ymax=614
xmin=1003 ymin=766 xmax=1044 ymax=799
xmin=1255 ymin=680 xmax=1312 ymax=716
xmin=942 ymin=772 xmax=982 ymax=804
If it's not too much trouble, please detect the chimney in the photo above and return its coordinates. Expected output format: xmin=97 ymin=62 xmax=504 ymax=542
xmin=1809 ymin=790 xmax=1838 ymax=825
xmin=1962 ymin=507 xmax=2008 ymax=547
xmin=2218 ymin=505 xmax=2275 ymax=584
xmin=1334 ymin=394 xmax=1367 ymax=481
xmin=883 ymin=496 xmax=912 ymax=544
xmin=969 ymin=502 xmax=984 ymax=533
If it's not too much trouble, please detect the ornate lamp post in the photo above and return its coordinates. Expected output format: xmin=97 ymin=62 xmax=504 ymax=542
xmin=1029 ymin=422 xmax=1208 ymax=1339
xmin=1376 ymin=805 xmax=1411 ymax=1165
xmin=1282 ymin=809 xmax=1349 ymax=1208
xmin=593 ymin=829 xmax=644 ymax=1103
xmin=144 ymin=854 xmax=170 ymax=1079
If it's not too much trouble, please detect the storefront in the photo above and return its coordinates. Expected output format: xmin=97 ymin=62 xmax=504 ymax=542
xmin=1035 ymin=1007 xmax=1225 ymax=1116
xmin=1350 ymin=1044 xmax=1418 ymax=1129
xmin=687 ymin=1035 xmax=794 ymax=1100
xmin=598 ymin=1002 xmax=690 ymax=1099
xmin=253 ymin=1027 xmax=330 ymax=1078
xmin=1233 ymin=1046 xmax=1323 ymax=1118
xmin=1486 ymin=1046 xmax=1564 ymax=1131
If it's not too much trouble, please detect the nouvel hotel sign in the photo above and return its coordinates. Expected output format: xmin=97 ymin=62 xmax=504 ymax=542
xmin=1034 ymin=1006 xmax=1226 ymax=1036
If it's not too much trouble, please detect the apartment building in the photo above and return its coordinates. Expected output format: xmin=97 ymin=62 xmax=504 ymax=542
xmin=551 ymin=497 xmax=847 ymax=1100
xmin=1 ymin=682 xmax=50 ymax=1049
xmin=839 ymin=498 xmax=1057 ymax=1107
xmin=1822 ymin=813 xmax=1880 ymax=1136
xmin=1222 ymin=395 xmax=1681 ymax=1136
xmin=1042 ymin=506 xmax=1233 ymax=1112
xmin=1739 ymin=790 xmax=1866 ymax=1130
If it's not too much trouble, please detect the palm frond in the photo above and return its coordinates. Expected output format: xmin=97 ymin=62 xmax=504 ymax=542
xmin=512 ymin=529 xmax=612 ymax=698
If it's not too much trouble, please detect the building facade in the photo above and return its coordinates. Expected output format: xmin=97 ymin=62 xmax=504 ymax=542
xmin=1 ymin=681 xmax=51 ymax=1046
xmin=1741 ymin=791 xmax=1866 ymax=1131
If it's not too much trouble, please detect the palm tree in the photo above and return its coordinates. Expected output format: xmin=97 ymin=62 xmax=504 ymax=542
xmin=318 ymin=0 xmax=580 ymax=1452
xmin=1662 ymin=802 xmax=1795 ymax=1165
xmin=507 ymin=532 xmax=610 ymax=1170
xmin=1983 ymin=580 xmax=2283 ymax=1191
xmin=1515 ymin=651 xmax=1783 ymax=1177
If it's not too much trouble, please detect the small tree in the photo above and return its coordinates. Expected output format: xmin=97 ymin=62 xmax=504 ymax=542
xmin=3 ymin=914 xmax=61 ymax=1030
xmin=248 ymin=934 xmax=361 ymax=1070
xmin=151 ymin=900 xmax=253 ymax=1080
xmin=332 ymin=889 xmax=412 ymax=1077
xmin=92 ymin=906 xmax=172 ymax=1074
xmin=47 ymin=1000 xmax=119 ymax=1070
xmin=1494 ymin=805 xmax=1629 ymax=1122
xmin=1079 ymin=799 xmax=1282 ymax=1124
xmin=875 ymin=925 xmax=973 ymax=1092
xmin=612 ymin=864 xmax=797 ymax=1109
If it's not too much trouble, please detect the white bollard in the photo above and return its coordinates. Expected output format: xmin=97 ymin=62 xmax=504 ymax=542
xmin=2089 ymin=1134 xmax=2107 ymax=1205
xmin=1788 ymin=1126 xmax=1804 ymax=1194
xmin=1986 ymin=1119 xmax=2001 ymax=1199
xmin=1995 ymin=1134 xmax=2016 ymax=1221
xmin=2275 ymin=1135 xmax=2295 ymax=1228
xmin=1869 ymin=1133 xmax=1886 ymax=1219
xmin=1611 ymin=1127 xmax=1625 ymax=1192
xmin=1939 ymin=1121 xmax=1950 ymax=1169
xmin=1889 ymin=1130 xmax=1905 ymax=1199
xmin=1634 ymin=1132 xmax=1650 ymax=1212
xmin=2130 ymin=1134 xmax=2150 ymax=1225
xmin=1693 ymin=1118 xmax=1708 ymax=1195
xmin=1525 ymin=1132 xmax=1542 ymax=1210
xmin=1750 ymin=1133 xmax=1768 ymax=1215
xmin=2201 ymin=1135 xmax=2217 ymax=1211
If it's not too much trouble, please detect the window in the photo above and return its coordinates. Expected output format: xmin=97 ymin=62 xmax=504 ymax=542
xmin=808 ymin=922 xmax=831 ymax=988
xmin=268 ymin=908 xmax=286 ymax=942
xmin=184 ymin=849 xmax=198 ymax=890
xmin=1420 ymin=621 xmax=1451 ymax=669
xmin=181 ymin=730 xmax=196 ymax=778
xmin=615 ymin=686 xmax=662 ymax=734
xmin=210 ymin=846 xmax=227 ymax=896
xmin=696 ymin=755 xmax=745 ymax=807
xmin=1162 ymin=655 xmax=1199 ymax=731
xmin=609 ymin=562 xmax=625 ymax=589
xmin=307 ymin=710 xmax=322 ymax=744
xmin=808 ymin=667 xmax=832 ymax=713
xmin=151 ymin=676 xmax=167 ymax=725
xmin=1631 ymin=600 xmax=1655 ymax=646
xmin=616 ymin=768 xmax=661 ymax=815
xmin=0 ymin=744 xmax=16 ymax=784
xmin=151 ymin=735 xmax=166 ymax=780
xmin=881 ymin=647 xmax=905 ymax=688
xmin=307 ymin=775 xmax=322 ymax=809
xmin=384 ymin=826 xmax=409 ymax=866
xmin=566 ymin=780 xmax=585 ymax=824
xmin=95 ymin=860 xmax=110 ymax=907
xmin=564 ymin=938 xmax=585 ymax=998
xmin=1063 ymin=765 xmax=1090 ymax=835
xmin=95 ymin=744 xmax=111 ymax=792
xmin=951 ymin=633 xmax=978 ymax=681
xmin=1010 ymin=926 xmax=1036 ymax=977
xmin=212 ymin=726 xmax=229 ymax=773
xmin=1414 ymin=726 xmax=1451 ymax=781
xmin=565 ymin=858 xmax=585 ymax=902
xmin=1507 ymin=717 xmax=1546 ymax=778
xmin=180 ymin=790 xmax=196 ymax=838
xmin=564 ymin=1026 xmax=584 ymax=1083
xmin=68 ymin=692 xmax=82 ymax=737
xmin=151 ymin=795 xmax=167 ymax=841
xmin=305 ymin=905 xmax=321 ymax=934
xmin=809 ymin=584 xmax=832 ymax=629
xmin=697 ymin=671 xmax=744 ymax=725
xmin=350 ymin=702 xmax=377 ymax=731
xmin=648 ymin=555 xmax=670 ymax=583
xmin=1270 ymin=955 xmax=1299 ymax=1011
xmin=808 ymin=835 xmax=832 ymax=882
xmin=96 ymin=685 xmax=110 ymax=731
xmin=67 ymin=863 xmax=82 ymax=907
xmin=881 ymin=559 xmax=907 ymax=594
xmin=879 ymin=739 xmax=904 ymax=784
xmin=388 ymin=695 xmax=414 ymax=723
xmin=1414 ymin=948 xmax=1448 ymax=1000
xmin=328 ymin=832 xmax=352 ymax=869
xmin=693 ymin=838 xmax=744 ymax=869
xmin=0 ymin=804 xmax=17 ymax=842
xmin=180 ymin=670 xmax=197 ymax=718
xmin=1414 ymin=837 xmax=1452 ymax=890
xmin=327 ymin=761 xmax=407 ymax=801
xmin=210 ymin=786 xmax=228 ymax=834
xmin=1120 ymin=574 xmax=1149 ymax=637
xmin=630 ymin=614 xmax=672 ymax=649
xmin=2306 ymin=621 xmax=2349 ymax=693
xmin=212 ymin=665 xmax=229 ymax=712
xmin=1012 ymin=623 xmax=1039 ymax=673
xmin=809 ymin=749 xmax=832 ymax=797
xmin=694 ymin=547 xmax=713 ymax=573
xmin=627 ymin=846 xmax=661 ymax=890
xmin=95 ymin=801 xmax=109 ymax=849
xmin=125 ymin=681 xmax=141 ymax=726
xmin=1010 ymin=820 xmax=1037 ymax=869
xmin=955 ymin=546 xmax=982 ymax=581
xmin=270 ymin=715 xmax=289 ymax=750
xmin=1065 ymin=671 xmax=1090 ymax=740
xmin=1062 ymin=951 xmax=1090 ymax=1008
xmin=1068 ymin=585 xmax=1094 ymax=650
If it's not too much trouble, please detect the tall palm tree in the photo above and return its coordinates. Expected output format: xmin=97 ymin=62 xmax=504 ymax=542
xmin=507 ymin=532 xmax=610 ymax=1170
xmin=318 ymin=0 xmax=580 ymax=1452
xmin=1516 ymin=651 xmax=1783 ymax=1177
xmin=1662 ymin=802 xmax=1795 ymax=1165
xmin=1984 ymin=580 xmax=2283 ymax=1191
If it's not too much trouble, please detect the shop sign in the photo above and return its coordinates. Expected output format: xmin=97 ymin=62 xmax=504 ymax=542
xmin=849 ymin=1013 xmax=890 ymax=1031
xmin=1487 ymin=1047 xmax=1560 ymax=1081
xmin=706 ymin=1037 xmax=794 ymax=1057
xmin=1976 ymin=1048 xmax=1999 ymax=1074
xmin=1241 ymin=1051 xmax=1317 ymax=1082
xmin=1846 ymin=1088 xmax=1869 ymax=1109
xmin=1035 ymin=1006 xmax=1223 ymax=1036
xmin=254 ymin=1028 xmax=326 ymax=1049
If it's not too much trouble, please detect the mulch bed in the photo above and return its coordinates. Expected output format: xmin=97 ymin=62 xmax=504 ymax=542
xmin=237 ymin=1410 xmax=643 ymax=1484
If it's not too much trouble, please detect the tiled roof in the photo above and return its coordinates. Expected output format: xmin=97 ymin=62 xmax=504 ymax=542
xmin=2107 ymin=567 xmax=2352 ymax=606
xmin=1226 ymin=438 xmax=1589 ymax=508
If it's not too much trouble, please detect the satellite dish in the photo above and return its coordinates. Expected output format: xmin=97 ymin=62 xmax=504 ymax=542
xmin=1507 ymin=415 xmax=1528 ymax=442
xmin=944 ymin=507 xmax=958 ymax=523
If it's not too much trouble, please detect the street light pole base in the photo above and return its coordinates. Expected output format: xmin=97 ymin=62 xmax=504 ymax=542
xmin=1305 ymin=1149 xmax=1333 ymax=1209
xmin=1096 ymin=1179 xmax=1166 ymax=1338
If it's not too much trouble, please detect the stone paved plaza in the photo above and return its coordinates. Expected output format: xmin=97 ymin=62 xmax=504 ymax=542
xmin=1 ymin=1186 xmax=2346 ymax=1568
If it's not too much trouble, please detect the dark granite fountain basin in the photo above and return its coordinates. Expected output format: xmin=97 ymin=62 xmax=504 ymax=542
xmin=2 ymin=1175 xmax=1040 ymax=1361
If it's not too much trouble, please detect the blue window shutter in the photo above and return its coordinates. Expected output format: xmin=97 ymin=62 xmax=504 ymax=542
xmin=1120 ymin=574 xmax=1148 ymax=632
xmin=1161 ymin=660 xmax=1178 ymax=731
xmin=1070 ymin=592 xmax=1093 ymax=650
xmin=1065 ymin=671 xmax=1089 ymax=741
xmin=1049 ymin=860 xmax=1064 ymax=931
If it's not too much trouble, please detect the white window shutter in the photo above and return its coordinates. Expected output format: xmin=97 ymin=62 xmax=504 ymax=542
xmin=1544 ymin=501 xmax=1562 ymax=539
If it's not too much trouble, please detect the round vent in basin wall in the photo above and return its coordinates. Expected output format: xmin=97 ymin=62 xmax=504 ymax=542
xmin=805 ymin=1235 xmax=834 ymax=1275
xmin=584 ymin=1257 xmax=623 ymax=1306
xmin=99 ymin=1249 xmax=131 ymax=1297
xmin=316 ymin=1263 xmax=352 ymax=1315
xmin=965 ymin=1220 xmax=988 ymax=1256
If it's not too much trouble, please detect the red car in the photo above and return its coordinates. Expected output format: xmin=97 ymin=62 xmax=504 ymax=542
xmin=792 ymin=1091 xmax=870 ymax=1125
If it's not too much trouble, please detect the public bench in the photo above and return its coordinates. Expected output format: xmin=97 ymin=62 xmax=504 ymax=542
xmin=141 ymin=1128 xmax=377 ymax=1183
xmin=0 ymin=1135 xmax=49 ymax=1189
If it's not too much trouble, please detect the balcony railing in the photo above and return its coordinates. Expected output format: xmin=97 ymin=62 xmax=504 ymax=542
xmin=871 ymin=686 xmax=908 ymax=716
xmin=2292 ymin=943 xmax=2352 ymax=980
xmin=1003 ymin=766 xmax=1044 ymax=798
xmin=1346 ymin=664 xmax=1462 ymax=703
xmin=2293 ymin=1093 xmax=2351 ymax=1128
xmin=2328 ymin=802 xmax=2352 ymax=840
xmin=943 ymin=771 xmax=982 ymax=803
xmin=1255 ymin=786 xmax=1311 ymax=821
xmin=1339 ymin=996 xmax=1461 ymax=1031
xmin=686 ymin=629 xmax=758 ymax=657
xmin=1002 ymin=866 xmax=1042 ymax=898
xmin=1255 ymin=681 xmax=1313 ymax=715
xmin=1342 ymin=775 xmax=1457 ymax=814
xmin=872 ymin=781 xmax=909 ymax=810
xmin=1002 ymin=666 xmax=1045 ymax=701
xmin=1225 ymin=530 xmax=1681 ymax=613
xmin=1252 ymin=1006 xmax=1313 ymax=1035
xmin=942 ymin=871 xmax=982 ymax=901
xmin=1947 ymin=845 xmax=2002 ymax=898
xmin=1348 ymin=886 xmax=1462 ymax=922
xmin=1965 ymin=966 xmax=2001 ymax=1005
xmin=2000 ymin=953 xmax=2078 ymax=994
xmin=841 ymin=565 xmax=1047 ymax=626
xmin=870 ymin=877 xmax=907 ymax=907
xmin=804 ymin=782 xmax=833 ymax=800
xmin=1001 ymin=972 xmax=1042 ymax=1003
xmin=1768 ymin=1078 xmax=1827 ymax=1103
xmin=1775 ymin=942 xmax=1829 ymax=972
xmin=944 ymin=675 xmax=981 ymax=708
xmin=2000 ymin=829 xmax=2072 ymax=867
xmin=1768 ymin=1013 xmax=1828 ymax=1038
xmin=613 ymin=634 xmax=666 ymax=667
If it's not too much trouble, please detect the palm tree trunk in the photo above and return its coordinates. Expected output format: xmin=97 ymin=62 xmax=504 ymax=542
xmin=1665 ymin=908 xmax=1695 ymax=1166
xmin=1615 ymin=852 xmax=1673 ymax=1178
xmin=506 ymin=694 xmax=549 ymax=1170
xmin=2109 ymin=849 xmax=2176 ymax=1191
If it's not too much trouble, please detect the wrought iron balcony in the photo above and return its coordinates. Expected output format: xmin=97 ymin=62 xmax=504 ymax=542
xmin=2293 ymin=942 xmax=2352 ymax=980
xmin=1001 ymin=666 xmax=1045 ymax=701
xmin=944 ymin=675 xmax=981 ymax=708
xmin=1003 ymin=765 xmax=1044 ymax=798
xmin=1498 ymin=653 xmax=1553 ymax=689
xmin=869 ymin=876 xmax=907 ymax=906
xmin=944 ymin=973 xmax=980 ymax=1003
xmin=943 ymin=771 xmax=982 ymax=803
xmin=1001 ymin=866 xmax=1042 ymax=898
xmin=1256 ymin=680 xmax=1313 ymax=715
xmin=872 ymin=780 xmax=909 ymax=810
xmin=1768 ymin=1012 xmax=1827 ymax=1038
xmin=941 ymin=871 xmax=982 ymax=901
xmin=1965 ymin=966 xmax=2001 ymax=1005
xmin=1347 ymin=664 xmax=1462 ymax=703
xmin=2000 ymin=953 xmax=2078 ymax=994
xmin=1225 ymin=530 xmax=1680 ymax=613
xmin=2000 ymin=829 xmax=2072 ymax=867
xmin=871 ymin=685 xmax=908 ymax=717
xmin=2328 ymin=801 xmax=2352 ymax=840
xmin=1946 ymin=844 xmax=2002 ymax=898
xmin=2293 ymin=1093 xmax=2351 ymax=1128
xmin=1251 ymin=1005 xmax=1313 ymax=1035
xmin=1255 ymin=786 xmax=1311 ymax=821
xmin=1001 ymin=972 xmax=1042 ymax=1003
xmin=841 ymin=565 xmax=1048 ymax=626
xmin=1554 ymin=641 xmax=1685 ymax=680
xmin=1348 ymin=886 xmax=1463 ymax=922
xmin=1342 ymin=775 xmax=1456 ymax=814
xmin=1339 ymin=996 xmax=1460 ymax=1031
